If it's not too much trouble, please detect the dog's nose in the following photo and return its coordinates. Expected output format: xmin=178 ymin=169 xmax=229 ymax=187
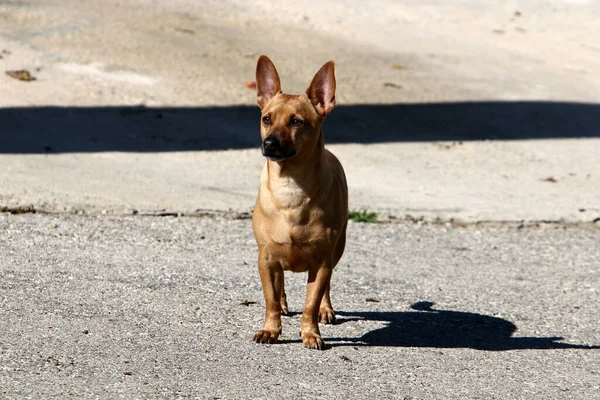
xmin=263 ymin=135 xmax=279 ymax=151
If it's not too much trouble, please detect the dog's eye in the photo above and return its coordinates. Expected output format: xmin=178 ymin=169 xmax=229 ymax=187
xmin=290 ymin=118 xmax=303 ymax=126
xmin=262 ymin=115 xmax=271 ymax=125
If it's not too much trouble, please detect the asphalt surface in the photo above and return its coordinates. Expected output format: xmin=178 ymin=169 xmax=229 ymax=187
xmin=1 ymin=1 xmax=599 ymax=399
xmin=1 ymin=213 xmax=599 ymax=399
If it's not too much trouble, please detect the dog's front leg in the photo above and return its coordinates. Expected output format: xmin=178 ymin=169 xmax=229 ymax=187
xmin=254 ymin=249 xmax=283 ymax=344
xmin=301 ymin=262 xmax=333 ymax=350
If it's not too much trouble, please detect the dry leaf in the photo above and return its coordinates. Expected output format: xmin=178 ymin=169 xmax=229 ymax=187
xmin=245 ymin=81 xmax=257 ymax=89
xmin=383 ymin=82 xmax=403 ymax=89
xmin=389 ymin=64 xmax=407 ymax=70
xmin=174 ymin=27 xmax=195 ymax=35
xmin=6 ymin=69 xmax=35 ymax=81
xmin=365 ymin=297 xmax=380 ymax=303
xmin=540 ymin=177 xmax=558 ymax=183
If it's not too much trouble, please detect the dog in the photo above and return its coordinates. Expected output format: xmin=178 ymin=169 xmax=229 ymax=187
xmin=252 ymin=55 xmax=348 ymax=350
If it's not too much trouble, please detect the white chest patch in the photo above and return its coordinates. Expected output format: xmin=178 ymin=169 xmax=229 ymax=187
xmin=272 ymin=178 xmax=305 ymax=209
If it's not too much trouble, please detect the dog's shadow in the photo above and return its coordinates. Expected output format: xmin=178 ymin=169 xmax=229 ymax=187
xmin=284 ymin=301 xmax=599 ymax=351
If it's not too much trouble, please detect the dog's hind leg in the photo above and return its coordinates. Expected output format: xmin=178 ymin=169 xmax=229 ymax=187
xmin=279 ymin=276 xmax=289 ymax=315
xmin=319 ymin=281 xmax=336 ymax=324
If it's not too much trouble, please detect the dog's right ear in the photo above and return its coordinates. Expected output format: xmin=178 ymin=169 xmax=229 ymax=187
xmin=256 ymin=55 xmax=281 ymax=109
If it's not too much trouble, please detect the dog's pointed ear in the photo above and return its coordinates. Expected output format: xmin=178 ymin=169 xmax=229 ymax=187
xmin=306 ymin=61 xmax=336 ymax=117
xmin=256 ymin=55 xmax=281 ymax=109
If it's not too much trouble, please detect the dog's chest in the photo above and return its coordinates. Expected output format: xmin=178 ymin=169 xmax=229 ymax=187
xmin=270 ymin=178 xmax=306 ymax=209
xmin=256 ymin=167 xmax=340 ymax=270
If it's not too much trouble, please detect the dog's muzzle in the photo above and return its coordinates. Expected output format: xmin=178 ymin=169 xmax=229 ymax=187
xmin=261 ymin=135 xmax=293 ymax=161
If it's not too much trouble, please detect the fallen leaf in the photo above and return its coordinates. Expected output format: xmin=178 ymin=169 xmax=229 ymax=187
xmin=383 ymin=82 xmax=403 ymax=89
xmin=2 ymin=49 xmax=11 ymax=55
xmin=174 ymin=27 xmax=195 ymax=35
xmin=365 ymin=297 xmax=380 ymax=303
xmin=389 ymin=63 xmax=407 ymax=70
xmin=239 ymin=300 xmax=257 ymax=306
xmin=6 ymin=69 xmax=35 ymax=81
xmin=541 ymin=177 xmax=558 ymax=183
xmin=245 ymin=81 xmax=257 ymax=89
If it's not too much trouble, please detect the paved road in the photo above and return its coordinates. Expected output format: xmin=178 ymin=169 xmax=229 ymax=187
xmin=1 ymin=214 xmax=599 ymax=399
xmin=1 ymin=1 xmax=599 ymax=398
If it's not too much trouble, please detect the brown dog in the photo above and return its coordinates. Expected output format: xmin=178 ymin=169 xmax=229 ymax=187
xmin=252 ymin=55 xmax=348 ymax=350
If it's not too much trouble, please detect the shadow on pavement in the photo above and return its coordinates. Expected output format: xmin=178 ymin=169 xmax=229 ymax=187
xmin=1 ymin=101 xmax=599 ymax=153
xmin=326 ymin=301 xmax=600 ymax=351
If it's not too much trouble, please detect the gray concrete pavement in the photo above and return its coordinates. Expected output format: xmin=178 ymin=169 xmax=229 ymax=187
xmin=1 ymin=214 xmax=599 ymax=399
xmin=1 ymin=1 xmax=600 ymax=399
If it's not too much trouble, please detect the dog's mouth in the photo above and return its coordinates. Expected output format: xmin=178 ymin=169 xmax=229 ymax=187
xmin=261 ymin=146 xmax=296 ymax=162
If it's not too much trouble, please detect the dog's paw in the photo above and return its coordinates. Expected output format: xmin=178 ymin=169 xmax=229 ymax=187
xmin=319 ymin=307 xmax=336 ymax=324
xmin=281 ymin=302 xmax=289 ymax=316
xmin=253 ymin=329 xmax=280 ymax=344
xmin=302 ymin=332 xmax=325 ymax=350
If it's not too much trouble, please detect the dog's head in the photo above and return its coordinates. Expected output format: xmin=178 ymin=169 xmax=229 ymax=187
xmin=255 ymin=55 xmax=336 ymax=162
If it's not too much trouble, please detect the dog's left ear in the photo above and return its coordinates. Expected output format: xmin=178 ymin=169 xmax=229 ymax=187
xmin=306 ymin=61 xmax=336 ymax=117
